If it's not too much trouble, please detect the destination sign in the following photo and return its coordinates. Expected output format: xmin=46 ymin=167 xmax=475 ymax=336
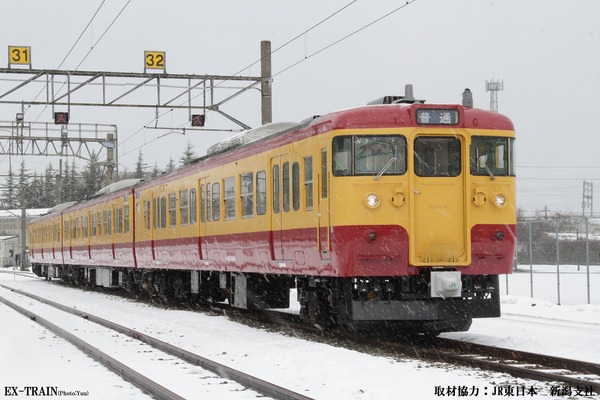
xmin=416 ymin=109 xmax=459 ymax=125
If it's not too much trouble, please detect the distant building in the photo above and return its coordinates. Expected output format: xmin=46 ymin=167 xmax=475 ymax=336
xmin=0 ymin=208 xmax=50 ymax=267
xmin=0 ymin=235 xmax=19 ymax=268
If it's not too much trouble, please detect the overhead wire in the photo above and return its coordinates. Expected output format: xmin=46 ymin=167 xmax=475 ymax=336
xmin=121 ymin=0 xmax=420 ymax=157
xmin=119 ymin=0 xmax=361 ymax=152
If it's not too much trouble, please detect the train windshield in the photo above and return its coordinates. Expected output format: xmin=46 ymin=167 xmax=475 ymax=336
xmin=332 ymin=135 xmax=406 ymax=176
xmin=470 ymin=136 xmax=515 ymax=177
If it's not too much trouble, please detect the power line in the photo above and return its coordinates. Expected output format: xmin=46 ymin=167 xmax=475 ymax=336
xmin=119 ymin=1 xmax=361 ymax=152
xmin=274 ymin=0 xmax=419 ymax=78
xmin=121 ymin=1 xmax=419 ymax=157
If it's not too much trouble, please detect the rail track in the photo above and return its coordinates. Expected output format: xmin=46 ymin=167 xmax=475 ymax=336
xmin=3 ymin=275 xmax=599 ymax=396
xmin=0 ymin=283 xmax=313 ymax=400
xmin=253 ymin=309 xmax=600 ymax=395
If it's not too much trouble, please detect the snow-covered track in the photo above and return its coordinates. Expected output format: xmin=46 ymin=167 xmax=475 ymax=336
xmin=0 ymin=293 xmax=184 ymax=400
xmin=411 ymin=337 xmax=600 ymax=393
xmin=0 ymin=284 xmax=314 ymax=400
xmin=258 ymin=309 xmax=600 ymax=394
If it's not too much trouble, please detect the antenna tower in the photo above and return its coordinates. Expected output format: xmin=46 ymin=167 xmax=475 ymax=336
xmin=485 ymin=78 xmax=504 ymax=112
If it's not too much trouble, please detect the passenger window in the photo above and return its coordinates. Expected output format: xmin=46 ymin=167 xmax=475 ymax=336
xmin=304 ymin=157 xmax=313 ymax=210
xmin=224 ymin=177 xmax=235 ymax=220
xmin=241 ymin=172 xmax=253 ymax=218
xmin=180 ymin=190 xmax=189 ymax=225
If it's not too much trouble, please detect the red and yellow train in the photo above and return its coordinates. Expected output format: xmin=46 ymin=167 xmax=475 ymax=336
xmin=28 ymin=87 xmax=516 ymax=334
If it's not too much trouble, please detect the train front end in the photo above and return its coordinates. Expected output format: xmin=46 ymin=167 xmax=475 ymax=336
xmin=325 ymin=97 xmax=516 ymax=334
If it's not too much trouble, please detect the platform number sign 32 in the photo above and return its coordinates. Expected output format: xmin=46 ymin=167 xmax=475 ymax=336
xmin=8 ymin=46 xmax=31 ymax=66
xmin=145 ymin=51 xmax=165 ymax=72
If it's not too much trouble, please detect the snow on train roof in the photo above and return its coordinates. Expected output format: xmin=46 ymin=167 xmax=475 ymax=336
xmin=93 ymin=178 xmax=143 ymax=197
xmin=206 ymin=121 xmax=298 ymax=156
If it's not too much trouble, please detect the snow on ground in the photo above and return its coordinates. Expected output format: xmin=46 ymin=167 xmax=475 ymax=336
xmin=1 ymin=267 xmax=599 ymax=400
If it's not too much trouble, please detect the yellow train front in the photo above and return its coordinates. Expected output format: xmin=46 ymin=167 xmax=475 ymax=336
xmin=27 ymin=89 xmax=515 ymax=335
xmin=317 ymin=96 xmax=515 ymax=333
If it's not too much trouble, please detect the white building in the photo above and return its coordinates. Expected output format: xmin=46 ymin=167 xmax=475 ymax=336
xmin=0 ymin=208 xmax=50 ymax=267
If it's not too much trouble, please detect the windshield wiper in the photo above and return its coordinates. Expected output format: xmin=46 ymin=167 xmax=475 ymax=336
xmin=483 ymin=162 xmax=496 ymax=181
xmin=374 ymin=157 xmax=397 ymax=181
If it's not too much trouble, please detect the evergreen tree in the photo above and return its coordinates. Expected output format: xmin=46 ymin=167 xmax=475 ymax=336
xmin=1 ymin=167 xmax=18 ymax=208
xmin=79 ymin=153 xmax=103 ymax=199
xmin=135 ymin=150 xmax=146 ymax=179
xmin=27 ymin=173 xmax=44 ymax=208
xmin=179 ymin=141 xmax=196 ymax=166
xmin=150 ymin=162 xmax=161 ymax=178
xmin=165 ymin=157 xmax=176 ymax=173
xmin=17 ymin=160 xmax=29 ymax=207
xmin=43 ymin=163 xmax=57 ymax=207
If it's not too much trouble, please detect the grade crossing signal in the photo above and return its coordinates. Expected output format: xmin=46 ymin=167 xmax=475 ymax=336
xmin=191 ymin=114 xmax=205 ymax=127
xmin=54 ymin=112 xmax=69 ymax=124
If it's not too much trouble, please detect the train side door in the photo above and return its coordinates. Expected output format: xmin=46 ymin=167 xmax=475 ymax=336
xmin=199 ymin=177 xmax=209 ymax=260
xmin=150 ymin=193 xmax=156 ymax=260
xmin=410 ymin=134 xmax=469 ymax=266
xmin=270 ymin=156 xmax=284 ymax=260
xmin=317 ymin=145 xmax=331 ymax=259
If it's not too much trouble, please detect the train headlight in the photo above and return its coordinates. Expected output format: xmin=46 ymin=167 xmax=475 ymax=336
xmin=494 ymin=194 xmax=506 ymax=207
xmin=366 ymin=194 xmax=379 ymax=208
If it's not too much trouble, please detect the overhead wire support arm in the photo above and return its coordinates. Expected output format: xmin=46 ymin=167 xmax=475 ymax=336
xmin=0 ymin=68 xmax=263 ymax=111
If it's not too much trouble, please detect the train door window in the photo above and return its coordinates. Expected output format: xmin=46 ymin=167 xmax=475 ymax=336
xmin=283 ymin=162 xmax=290 ymax=212
xmin=414 ymin=137 xmax=461 ymax=177
xmin=200 ymin=185 xmax=206 ymax=223
xmin=273 ymin=165 xmax=280 ymax=214
xmin=256 ymin=170 xmax=266 ymax=215
xmin=107 ymin=210 xmax=112 ymax=235
xmin=180 ymin=190 xmax=189 ymax=226
xmin=115 ymin=208 xmax=122 ymax=234
xmin=321 ymin=148 xmax=328 ymax=198
xmin=304 ymin=157 xmax=313 ymax=210
xmin=190 ymin=189 xmax=197 ymax=224
xmin=169 ymin=193 xmax=177 ymax=227
xmin=97 ymin=212 xmax=102 ymax=235
xmin=470 ymin=136 xmax=514 ymax=177
xmin=240 ymin=172 xmax=253 ymax=218
xmin=224 ymin=177 xmax=235 ymax=220
xmin=160 ymin=197 xmax=167 ymax=228
xmin=152 ymin=198 xmax=157 ymax=229
xmin=211 ymin=183 xmax=220 ymax=221
xmin=144 ymin=201 xmax=151 ymax=230
xmin=124 ymin=205 xmax=130 ymax=233
xmin=292 ymin=162 xmax=300 ymax=211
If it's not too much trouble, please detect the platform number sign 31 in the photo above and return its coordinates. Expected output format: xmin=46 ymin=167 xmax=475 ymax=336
xmin=8 ymin=46 xmax=31 ymax=67
xmin=145 ymin=51 xmax=165 ymax=72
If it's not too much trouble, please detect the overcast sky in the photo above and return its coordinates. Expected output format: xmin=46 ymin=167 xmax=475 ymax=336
xmin=1 ymin=0 xmax=599 ymax=216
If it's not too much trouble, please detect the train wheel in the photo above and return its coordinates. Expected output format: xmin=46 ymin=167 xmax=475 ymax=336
xmin=298 ymin=278 xmax=336 ymax=329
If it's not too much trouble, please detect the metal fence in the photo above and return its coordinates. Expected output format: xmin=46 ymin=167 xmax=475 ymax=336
xmin=508 ymin=217 xmax=600 ymax=305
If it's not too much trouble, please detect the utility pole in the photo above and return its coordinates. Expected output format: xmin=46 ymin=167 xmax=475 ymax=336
xmin=261 ymin=40 xmax=273 ymax=125
xmin=485 ymin=78 xmax=504 ymax=112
